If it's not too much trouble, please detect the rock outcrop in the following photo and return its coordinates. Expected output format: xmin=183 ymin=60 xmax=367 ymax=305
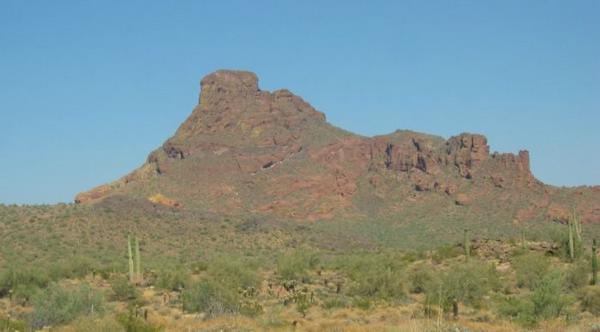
xmin=75 ymin=70 xmax=600 ymax=224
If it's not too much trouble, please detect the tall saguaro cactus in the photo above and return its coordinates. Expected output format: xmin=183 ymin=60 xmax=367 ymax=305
xmin=592 ymin=239 xmax=598 ymax=286
xmin=573 ymin=209 xmax=582 ymax=242
xmin=464 ymin=229 xmax=470 ymax=261
xmin=128 ymin=235 xmax=134 ymax=282
xmin=568 ymin=219 xmax=575 ymax=261
xmin=135 ymin=236 xmax=141 ymax=278
xmin=568 ymin=209 xmax=583 ymax=261
xmin=127 ymin=234 xmax=142 ymax=283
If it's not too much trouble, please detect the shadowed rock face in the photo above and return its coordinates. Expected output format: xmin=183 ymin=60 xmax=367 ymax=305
xmin=75 ymin=70 xmax=600 ymax=223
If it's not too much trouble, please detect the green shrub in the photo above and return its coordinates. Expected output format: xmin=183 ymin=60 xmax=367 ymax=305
xmin=531 ymin=270 xmax=572 ymax=320
xmin=498 ymin=296 xmax=537 ymax=327
xmin=11 ymin=283 xmax=41 ymax=305
xmin=408 ymin=263 xmax=435 ymax=294
xmin=550 ymin=227 xmax=584 ymax=260
xmin=0 ymin=315 xmax=29 ymax=332
xmin=342 ymin=252 xmax=406 ymax=302
xmin=563 ymin=259 xmax=589 ymax=291
xmin=190 ymin=260 xmax=209 ymax=273
xmin=0 ymin=267 xmax=50 ymax=297
xmin=117 ymin=308 xmax=163 ymax=332
xmin=181 ymin=257 xmax=261 ymax=318
xmin=425 ymin=260 xmax=499 ymax=313
xmin=49 ymin=256 xmax=97 ymax=279
xmin=322 ymin=297 xmax=348 ymax=310
xmin=401 ymin=250 xmax=425 ymax=263
xmin=182 ymin=280 xmax=239 ymax=318
xmin=96 ymin=265 xmax=119 ymax=281
xmin=499 ymin=270 xmax=573 ymax=327
xmin=432 ymin=244 xmax=462 ymax=263
xmin=155 ymin=268 xmax=189 ymax=292
xmin=277 ymin=249 xmax=319 ymax=282
xmin=28 ymin=283 xmax=105 ymax=329
xmin=512 ymin=252 xmax=550 ymax=289
xmin=207 ymin=258 xmax=260 ymax=290
xmin=578 ymin=285 xmax=600 ymax=315
xmin=110 ymin=275 xmax=140 ymax=301
xmin=348 ymin=265 xmax=405 ymax=301
xmin=295 ymin=292 xmax=311 ymax=317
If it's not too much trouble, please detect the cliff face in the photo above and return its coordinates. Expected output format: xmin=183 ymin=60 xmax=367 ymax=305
xmin=75 ymin=70 xmax=600 ymax=224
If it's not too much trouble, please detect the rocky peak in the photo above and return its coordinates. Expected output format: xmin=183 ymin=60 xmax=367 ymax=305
xmin=174 ymin=70 xmax=325 ymax=140
xmin=199 ymin=70 xmax=259 ymax=102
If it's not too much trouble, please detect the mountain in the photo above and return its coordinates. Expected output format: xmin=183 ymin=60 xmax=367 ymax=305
xmin=75 ymin=70 xmax=600 ymax=226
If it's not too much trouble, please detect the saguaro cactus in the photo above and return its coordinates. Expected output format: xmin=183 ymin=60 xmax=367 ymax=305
xmin=568 ymin=210 xmax=583 ymax=261
xmin=574 ymin=209 xmax=582 ymax=242
xmin=568 ymin=219 xmax=575 ymax=261
xmin=463 ymin=229 xmax=470 ymax=260
xmin=592 ymin=239 xmax=598 ymax=286
xmin=135 ymin=236 xmax=141 ymax=278
xmin=128 ymin=235 xmax=134 ymax=282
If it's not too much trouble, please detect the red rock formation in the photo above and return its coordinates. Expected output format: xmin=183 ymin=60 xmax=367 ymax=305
xmin=74 ymin=70 xmax=600 ymax=224
xmin=446 ymin=134 xmax=489 ymax=178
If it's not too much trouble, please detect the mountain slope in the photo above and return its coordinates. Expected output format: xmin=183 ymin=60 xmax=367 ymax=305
xmin=75 ymin=70 xmax=600 ymax=225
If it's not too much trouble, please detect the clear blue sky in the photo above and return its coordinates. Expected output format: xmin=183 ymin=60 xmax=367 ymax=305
xmin=1 ymin=1 xmax=599 ymax=204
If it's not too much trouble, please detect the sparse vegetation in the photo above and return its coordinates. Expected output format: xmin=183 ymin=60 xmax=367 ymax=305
xmin=0 ymin=204 xmax=599 ymax=330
